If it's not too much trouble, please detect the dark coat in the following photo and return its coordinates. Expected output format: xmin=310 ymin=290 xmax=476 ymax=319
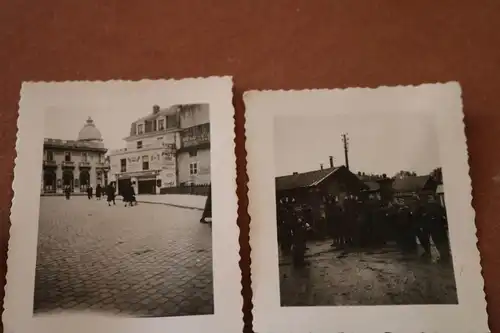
xmin=106 ymin=185 xmax=115 ymax=200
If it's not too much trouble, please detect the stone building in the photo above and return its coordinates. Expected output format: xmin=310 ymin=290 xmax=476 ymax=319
xmin=108 ymin=103 xmax=211 ymax=195
xmin=41 ymin=117 xmax=108 ymax=194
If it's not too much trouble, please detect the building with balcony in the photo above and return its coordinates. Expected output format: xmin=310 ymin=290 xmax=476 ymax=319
xmin=41 ymin=117 xmax=109 ymax=194
xmin=108 ymin=105 xmax=180 ymax=195
xmin=108 ymin=103 xmax=211 ymax=195
xmin=177 ymin=104 xmax=211 ymax=186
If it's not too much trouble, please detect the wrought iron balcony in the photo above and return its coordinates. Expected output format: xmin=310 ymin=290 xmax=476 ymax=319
xmin=43 ymin=160 xmax=57 ymax=167
xmin=79 ymin=161 xmax=91 ymax=168
xmin=96 ymin=162 xmax=110 ymax=170
xmin=61 ymin=161 xmax=75 ymax=168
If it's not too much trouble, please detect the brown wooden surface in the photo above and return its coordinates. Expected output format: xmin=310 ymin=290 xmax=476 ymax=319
xmin=1 ymin=1 xmax=500 ymax=332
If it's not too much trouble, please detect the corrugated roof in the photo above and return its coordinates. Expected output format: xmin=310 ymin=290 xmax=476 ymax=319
xmin=275 ymin=167 xmax=340 ymax=191
xmin=392 ymin=175 xmax=430 ymax=192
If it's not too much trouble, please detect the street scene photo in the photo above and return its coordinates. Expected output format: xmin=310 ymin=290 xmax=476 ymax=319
xmin=274 ymin=114 xmax=457 ymax=307
xmin=36 ymin=101 xmax=214 ymax=317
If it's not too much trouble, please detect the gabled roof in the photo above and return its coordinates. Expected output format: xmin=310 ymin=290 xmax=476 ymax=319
xmin=276 ymin=167 xmax=341 ymax=191
xmin=392 ymin=175 xmax=431 ymax=193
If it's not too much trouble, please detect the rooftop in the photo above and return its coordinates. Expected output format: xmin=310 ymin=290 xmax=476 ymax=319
xmin=44 ymin=138 xmax=107 ymax=151
xmin=276 ymin=167 xmax=341 ymax=191
xmin=133 ymin=105 xmax=178 ymax=124
xmin=77 ymin=117 xmax=103 ymax=142
xmin=392 ymin=175 xmax=432 ymax=193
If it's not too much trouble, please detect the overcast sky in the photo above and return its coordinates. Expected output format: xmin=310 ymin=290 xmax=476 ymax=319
xmin=274 ymin=114 xmax=440 ymax=177
xmin=42 ymin=82 xmax=187 ymax=151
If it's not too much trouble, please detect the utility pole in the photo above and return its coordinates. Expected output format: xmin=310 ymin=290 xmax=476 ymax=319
xmin=341 ymin=133 xmax=350 ymax=170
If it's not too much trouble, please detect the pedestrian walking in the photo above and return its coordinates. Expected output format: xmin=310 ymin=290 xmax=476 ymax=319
xmin=87 ymin=185 xmax=93 ymax=199
xmin=123 ymin=183 xmax=136 ymax=207
xmin=95 ymin=184 xmax=102 ymax=200
xmin=130 ymin=184 xmax=137 ymax=206
xmin=106 ymin=184 xmax=116 ymax=206
xmin=200 ymin=190 xmax=212 ymax=223
xmin=64 ymin=185 xmax=71 ymax=200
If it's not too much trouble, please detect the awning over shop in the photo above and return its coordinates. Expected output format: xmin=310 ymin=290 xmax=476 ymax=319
xmin=117 ymin=170 xmax=159 ymax=180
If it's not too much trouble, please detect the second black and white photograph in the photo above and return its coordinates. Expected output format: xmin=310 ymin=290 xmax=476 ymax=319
xmin=274 ymin=114 xmax=457 ymax=307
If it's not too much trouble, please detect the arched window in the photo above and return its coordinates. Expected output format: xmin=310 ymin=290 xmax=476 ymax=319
xmin=79 ymin=170 xmax=90 ymax=191
xmin=62 ymin=170 xmax=74 ymax=191
xmin=43 ymin=170 xmax=56 ymax=193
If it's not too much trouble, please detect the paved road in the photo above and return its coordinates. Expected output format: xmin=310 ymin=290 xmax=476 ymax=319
xmin=280 ymin=240 xmax=458 ymax=306
xmin=33 ymin=196 xmax=213 ymax=317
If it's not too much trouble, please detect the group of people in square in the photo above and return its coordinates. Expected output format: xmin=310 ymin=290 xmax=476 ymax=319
xmin=63 ymin=182 xmax=137 ymax=207
xmin=277 ymin=192 xmax=451 ymax=267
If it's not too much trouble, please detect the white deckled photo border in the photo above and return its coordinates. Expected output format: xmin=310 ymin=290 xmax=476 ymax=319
xmin=245 ymin=82 xmax=488 ymax=333
xmin=3 ymin=77 xmax=242 ymax=333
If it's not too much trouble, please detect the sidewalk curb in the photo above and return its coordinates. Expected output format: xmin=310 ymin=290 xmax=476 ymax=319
xmin=118 ymin=198 xmax=204 ymax=211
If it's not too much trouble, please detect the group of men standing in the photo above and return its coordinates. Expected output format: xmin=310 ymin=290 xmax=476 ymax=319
xmin=277 ymin=204 xmax=312 ymax=266
xmin=277 ymin=194 xmax=451 ymax=267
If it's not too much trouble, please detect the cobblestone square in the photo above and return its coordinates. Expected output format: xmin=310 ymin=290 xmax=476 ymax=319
xmin=33 ymin=196 xmax=214 ymax=317
xmin=279 ymin=240 xmax=458 ymax=306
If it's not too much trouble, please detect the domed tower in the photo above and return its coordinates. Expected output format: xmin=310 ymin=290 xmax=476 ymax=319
xmin=77 ymin=117 xmax=103 ymax=142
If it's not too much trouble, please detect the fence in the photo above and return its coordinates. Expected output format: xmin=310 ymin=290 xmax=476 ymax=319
xmin=160 ymin=184 xmax=210 ymax=196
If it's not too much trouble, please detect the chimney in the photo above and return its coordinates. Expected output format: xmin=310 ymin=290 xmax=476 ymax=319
xmin=153 ymin=105 xmax=160 ymax=114
xmin=320 ymin=164 xmax=324 ymax=170
xmin=329 ymin=156 xmax=334 ymax=168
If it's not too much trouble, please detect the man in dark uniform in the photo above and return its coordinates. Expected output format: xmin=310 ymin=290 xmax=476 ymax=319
xmin=428 ymin=200 xmax=451 ymax=262
xmin=326 ymin=198 xmax=341 ymax=247
xmin=414 ymin=200 xmax=432 ymax=258
xmin=396 ymin=202 xmax=418 ymax=254
xmin=291 ymin=205 xmax=307 ymax=267
xmin=278 ymin=202 xmax=293 ymax=254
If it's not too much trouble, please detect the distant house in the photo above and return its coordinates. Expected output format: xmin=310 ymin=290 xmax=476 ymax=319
xmin=392 ymin=175 xmax=439 ymax=204
xmin=356 ymin=174 xmax=394 ymax=203
xmin=361 ymin=181 xmax=382 ymax=200
xmin=276 ymin=165 xmax=368 ymax=205
xmin=276 ymin=165 xmax=368 ymax=232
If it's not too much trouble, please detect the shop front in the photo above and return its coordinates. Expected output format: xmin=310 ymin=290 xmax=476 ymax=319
xmin=138 ymin=177 xmax=157 ymax=194
xmin=116 ymin=171 xmax=160 ymax=195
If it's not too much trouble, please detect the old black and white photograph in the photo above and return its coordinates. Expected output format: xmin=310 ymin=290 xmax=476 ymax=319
xmin=274 ymin=115 xmax=456 ymax=306
xmin=37 ymin=103 xmax=214 ymax=317
xmin=246 ymin=84 xmax=487 ymax=333
xmin=4 ymin=78 xmax=241 ymax=333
